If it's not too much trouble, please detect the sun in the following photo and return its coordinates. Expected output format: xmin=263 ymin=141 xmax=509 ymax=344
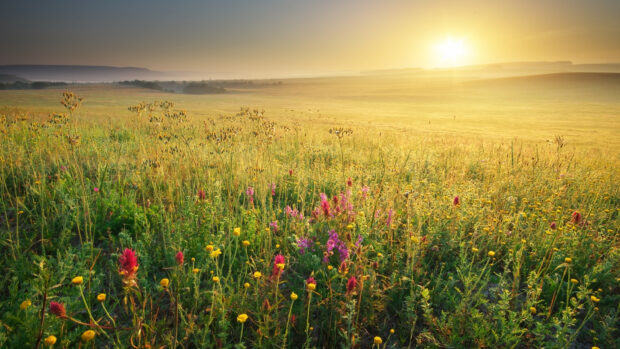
xmin=432 ymin=37 xmax=470 ymax=68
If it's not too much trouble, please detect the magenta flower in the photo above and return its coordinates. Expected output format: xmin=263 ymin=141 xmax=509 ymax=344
xmin=271 ymin=254 xmax=285 ymax=277
xmin=246 ymin=187 xmax=255 ymax=204
xmin=269 ymin=220 xmax=279 ymax=232
xmin=571 ymin=211 xmax=582 ymax=225
xmin=119 ymin=248 xmax=139 ymax=279
xmin=550 ymin=221 xmax=557 ymax=230
xmin=175 ymin=251 xmax=184 ymax=265
xmin=453 ymin=196 xmax=460 ymax=206
xmin=346 ymin=276 xmax=358 ymax=295
xmin=93 ymin=187 xmax=99 ymax=193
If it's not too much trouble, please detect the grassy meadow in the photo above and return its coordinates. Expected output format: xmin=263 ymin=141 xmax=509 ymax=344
xmin=0 ymin=71 xmax=618 ymax=348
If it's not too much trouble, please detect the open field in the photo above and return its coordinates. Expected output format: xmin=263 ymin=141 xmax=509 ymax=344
xmin=0 ymin=71 xmax=618 ymax=348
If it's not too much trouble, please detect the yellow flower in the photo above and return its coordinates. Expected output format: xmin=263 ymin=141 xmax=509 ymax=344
xmin=242 ymin=240 xmax=250 ymax=247
xmin=374 ymin=336 xmax=383 ymax=344
xmin=193 ymin=268 xmax=200 ymax=274
xmin=244 ymin=282 xmax=250 ymax=288
xmin=212 ymin=276 xmax=220 ymax=283
xmin=530 ymin=307 xmax=536 ymax=314
xmin=592 ymin=347 xmax=600 ymax=349
xmin=327 ymin=265 xmax=333 ymax=271
xmin=488 ymin=251 xmax=496 ymax=257
xmin=390 ymin=328 xmax=395 ymax=334
xmin=277 ymin=263 xmax=285 ymax=270
xmin=346 ymin=224 xmax=354 ymax=230
xmin=565 ymin=257 xmax=572 ymax=263
xmin=205 ymin=244 xmax=214 ymax=252
xmin=233 ymin=227 xmax=241 ymax=236
xmin=570 ymin=279 xmax=579 ymax=285
xmin=237 ymin=313 xmax=248 ymax=323
xmin=72 ymin=276 xmax=83 ymax=285
xmin=20 ymin=300 xmax=32 ymax=310
xmin=377 ymin=253 xmax=383 ymax=258
xmin=521 ymin=239 xmax=527 ymax=243
xmin=253 ymin=271 xmax=262 ymax=279
xmin=97 ymin=293 xmax=106 ymax=302
xmin=307 ymin=283 xmax=316 ymax=291
xmin=291 ymin=292 xmax=298 ymax=300
xmin=81 ymin=330 xmax=96 ymax=342
xmin=411 ymin=236 xmax=420 ymax=243
xmin=276 ymin=244 xmax=280 ymax=248
xmin=160 ymin=278 xmax=170 ymax=288
xmin=210 ymin=248 xmax=222 ymax=258
xmin=591 ymin=295 xmax=600 ymax=303
xmin=471 ymin=247 xmax=479 ymax=253
xmin=44 ymin=335 xmax=57 ymax=346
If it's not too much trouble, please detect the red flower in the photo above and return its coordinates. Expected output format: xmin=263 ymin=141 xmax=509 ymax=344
xmin=346 ymin=276 xmax=358 ymax=295
xmin=306 ymin=276 xmax=317 ymax=287
xmin=271 ymin=254 xmax=285 ymax=277
xmin=347 ymin=177 xmax=352 ymax=187
xmin=550 ymin=221 xmax=557 ymax=230
xmin=175 ymin=251 xmax=184 ymax=265
xmin=571 ymin=211 xmax=581 ymax=225
xmin=119 ymin=248 xmax=139 ymax=279
xmin=453 ymin=196 xmax=460 ymax=206
xmin=198 ymin=189 xmax=206 ymax=201
xmin=49 ymin=301 xmax=66 ymax=318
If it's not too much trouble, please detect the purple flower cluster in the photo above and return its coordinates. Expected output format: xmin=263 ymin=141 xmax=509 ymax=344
xmin=325 ymin=230 xmax=349 ymax=263
xmin=285 ymin=205 xmax=304 ymax=220
xmin=296 ymin=237 xmax=314 ymax=254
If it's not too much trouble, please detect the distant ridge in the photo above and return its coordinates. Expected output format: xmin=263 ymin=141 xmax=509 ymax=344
xmin=0 ymin=65 xmax=167 ymax=82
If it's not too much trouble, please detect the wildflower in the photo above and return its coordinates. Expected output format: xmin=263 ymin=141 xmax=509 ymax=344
xmin=237 ymin=313 xmax=248 ymax=323
xmin=550 ymin=221 xmax=557 ymax=230
xmin=49 ymin=301 xmax=66 ymax=318
xmin=306 ymin=276 xmax=317 ymax=291
xmin=93 ymin=187 xmax=99 ymax=193
xmin=81 ymin=330 xmax=96 ymax=342
xmin=530 ymin=307 xmax=537 ymax=314
xmin=118 ymin=248 xmax=139 ymax=279
xmin=210 ymin=248 xmax=222 ymax=258
xmin=244 ymin=282 xmax=250 ymax=288
xmin=44 ymin=335 xmax=57 ymax=346
xmin=175 ymin=251 xmax=184 ymax=265
xmin=374 ymin=336 xmax=383 ymax=345
xmin=565 ymin=257 xmax=572 ymax=263
xmin=297 ymin=237 xmax=313 ymax=254
xmin=253 ymin=271 xmax=262 ymax=279
xmin=72 ymin=276 xmax=83 ymax=285
xmin=198 ymin=189 xmax=206 ymax=200
xmin=192 ymin=268 xmax=200 ymax=273
xmin=327 ymin=265 xmax=333 ymax=271
xmin=291 ymin=292 xmax=298 ymax=300
xmin=570 ymin=279 xmax=579 ymax=284
xmin=233 ymin=227 xmax=241 ymax=236
xmin=472 ymin=247 xmax=479 ymax=253
xmin=488 ymin=251 xmax=496 ymax=257
xmin=377 ymin=253 xmax=383 ymax=258
xmin=386 ymin=208 xmax=394 ymax=227
xmin=160 ymin=278 xmax=170 ymax=288
xmin=205 ymin=244 xmax=214 ymax=252
xmin=347 ymin=177 xmax=352 ymax=186
xmin=97 ymin=293 xmax=106 ymax=302
xmin=411 ymin=236 xmax=420 ymax=243
xmin=346 ymin=276 xmax=358 ymax=295
xmin=242 ymin=240 xmax=250 ymax=246
xmin=246 ymin=187 xmax=255 ymax=204
xmin=269 ymin=221 xmax=279 ymax=232
xmin=453 ymin=196 xmax=460 ymax=206
xmin=212 ymin=276 xmax=220 ymax=283
xmin=571 ymin=211 xmax=582 ymax=225
xmin=590 ymin=295 xmax=600 ymax=303
xmin=271 ymin=183 xmax=276 ymax=196
xmin=20 ymin=300 xmax=31 ymax=310
xmin=271 ymin=254 xmax=285 ymax=277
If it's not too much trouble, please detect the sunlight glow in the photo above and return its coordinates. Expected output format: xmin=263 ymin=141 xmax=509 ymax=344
xmin=432 ymin=37 xmax=470 ymax=68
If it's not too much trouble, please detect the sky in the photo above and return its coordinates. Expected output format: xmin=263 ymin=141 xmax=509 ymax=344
xmin=1 ymin=0 xmax=619 ymax=77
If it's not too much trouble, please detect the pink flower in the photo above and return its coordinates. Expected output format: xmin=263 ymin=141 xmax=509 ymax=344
xmin=49 ymin=301 xmax=66 ymax=318
xmin=306 ymin=276 xmax=317 ymax=287
xmin=550 ymin=221 xmax=557 ymax=230
xmin=119 ymin=248 xmax=139 ymax=279
xmin=271 ymin=183 xmax=276 ymax=196
xmin=93 ymin=187 xmax=99 ymax=193
xmin=246 ymin=187 xmax=255 ymax=204
xmin=269 ymin=221 xmax=279 ymax=232
xmin=347 ymin=177 xmax=352 ymax=187
xmin=175 ymin=251 xmax=184 ymax=265
xmin=453 ymin=196 xmax=460 ymax=206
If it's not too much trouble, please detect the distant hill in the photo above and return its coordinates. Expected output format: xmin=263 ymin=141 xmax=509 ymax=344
xmin=465 ymin=72 xmax=620 ymax=87
xmin=0 ymin=65 xmax=167 ymax=82
xmin=0 ymin=73 xmax=28 ymax=83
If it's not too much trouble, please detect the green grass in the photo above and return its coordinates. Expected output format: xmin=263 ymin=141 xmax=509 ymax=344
xmin=0 ymin=76 xmax=618 ymax=348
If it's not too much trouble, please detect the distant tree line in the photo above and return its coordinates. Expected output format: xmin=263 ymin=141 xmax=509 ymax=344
xmin=119 ymin=80 xmax=164 ymax=91
xmin=0 ymin=81 xmax=67 ymax=90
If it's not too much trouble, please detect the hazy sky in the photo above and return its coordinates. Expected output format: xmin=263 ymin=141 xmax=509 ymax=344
xmin=1 ymin=0 xmax=619 ymax=77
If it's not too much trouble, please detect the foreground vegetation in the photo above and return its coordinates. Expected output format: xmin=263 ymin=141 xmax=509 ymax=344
xmin=0 ymin=90 xmax=618 ymax=348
